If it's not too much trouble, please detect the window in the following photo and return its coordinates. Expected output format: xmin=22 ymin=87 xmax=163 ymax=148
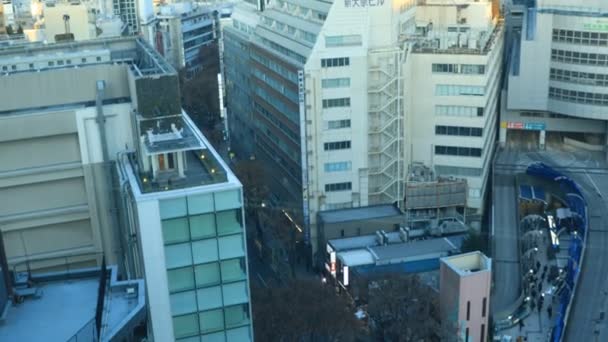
xmin=550 ymin=67 xmax=608 ymax=87
xmin=195 ymin=262 xmax=221 ymax=287
xmin=192 ymin=239 xmax=219 ymax=264
xmin=325 ymin=182 xmax=352 ymax=192
xmin=1 ymin=66 xmax=6 ymax=71
xmin=48 ymin=61 xmax=54 ymax=67
xmin=168 ymin=267 xmax=195 ymax=293
xmin=225 ymin=304 xmax=250 ymax=328
xmin=465 ymin=327 xmax=469 ymax=342
xmin=66 ymin=59 xmax=72 ymax=65
xmin=482 ymin=297 xmax=487 ymax=317
xmin=165 ymin=243 xmax=193 ymax=269
xmin=324 ymin=141 xmax=351 ymax=150
xmin=96 ymin=56 xmax=102 ymax=62
xmin=29 ymin=63 xmax=34 ymax=69
xmin=480 ymin=324 xmax=485 ymax=342
xmin=162 ymin=218 xmax=190 ymax=244
xmin=322 ymin=97 xmax=351 ymax=108
xmin=173 ymin=314 xmax=199 ymax=339
xmin=190 ymin=213 xmax=216 ymax=239
xmin=200 ymin=309 xmax=224 ymax=334
xmin=81 ymin=58 xmax=87 ymax=63
xmin=321 ymin=57 xmax=350 ymax=68
xmin=221 ymin=258 xmax=247 ymax=283
xmin=321 ymin=77 xmax=350 ymax=88
xmin=326 ymin=119 xmax=351 ymax=129
xmin=57 ymin=60 xmax=64 ymax=66
xmin=466 ymin=301 xmax=470 ymax=320
xmin=216 ymin=209 xmax=242 ymax=236
xmin=435 ymin=145 xmax=482 ymax=157
xmin=436 ymin=84 xmax=485 ymax=96
xmin=324 ymin=161 xmax=352 ymax=172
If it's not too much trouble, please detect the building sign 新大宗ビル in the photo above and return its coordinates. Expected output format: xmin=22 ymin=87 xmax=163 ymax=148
xmin=344 ymin=0 xmax=385 ymax=8
xmin=502 ymin=121 xmax=546 ymax=131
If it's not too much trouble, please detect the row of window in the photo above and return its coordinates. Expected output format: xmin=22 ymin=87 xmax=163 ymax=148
xmin=435 ymin=165 xmax=482 ymax=177
xmin=549 ymin=86 xmax=608 ymax=106
xmin=324 ymin=161 xmax=352 ymax=172
xmin=260 ymin=37 xmax=307 ymax=64
xmin=551 ymin=49 xmax=608 ymax=66
xmin=164 ymin=234 xmax=245 ymax=270
xmin=168 ymin=258 xmax=246 ymax=294
xmin=162 ymin=210 xmax=242 ymax=246
xmin=435 ymin=84 xmax=485 ymax=96
xmin=252 ymin=68 xmax=298 ymax=103
xmin=321 ymin=77 xmax=350 ymax=88
xmin=550 ymin=68 xmax=608 ymax=87
xmin=324 ymin=140 xmax=351 ymax=151
xmin=172 ymin=297 xmax=249 ymax=339
xmin=322 ymin=97 xmax=351 ymax=108
xmin=435 ymin=105 xmax=485 ymax=117
xmin=325 ymin=35 xmax=362 ymax=47
xmin=325 ymin=119 xmax=351 ymax=129
xmin=254 ymin=103 xmax=299 ymax=143
xmin=552 ymin=29 xmax=608 ymax=46
xmin=254 ymin=87 xmax=299 ymax=124
xmin=1 ymin=56 xmax=102 ymax=72
xmin=325 ymin=182 xmax=352 ymax=192
xmin=321 ymin=57 xmax=350 ymax=68
xmin=435 ymin=125 xmax=483 ymax=137
xmin=432 ymin=63 xmax=486 ymax=75
xmin=435 ymin=145 xmax=482 ymax=157
xmin=251 ymin=51 xmax=297 ymax=83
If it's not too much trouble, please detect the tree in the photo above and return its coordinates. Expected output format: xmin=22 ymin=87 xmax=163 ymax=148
xmin=460 ymin=229 xmax=489 ymax=255
xmin=17 ymin=25 xmax=23 ymax=35
xmin=365 ymin=274 xmax=456 ymax=342
xmin=233 ymin=159 xmax=269 ymax=217
xmin=6 ymin=25 xmax=14 ymax=36
xmin=251 ymin=280 xmax=362 ymax=341
xmin=179 ymin=42 xmax=221 ymax=132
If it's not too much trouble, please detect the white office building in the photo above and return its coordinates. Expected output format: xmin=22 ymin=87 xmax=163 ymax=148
xmin=302 ymin=0 xmax=503 ymax=256
xmin=502 ymin=0 xmax=608 ymax=152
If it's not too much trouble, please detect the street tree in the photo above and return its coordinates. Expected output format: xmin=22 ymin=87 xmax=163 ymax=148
xmin=460 ymin=229 xmax=489 ymax=255
xmin=365 ymin=274 xmax=456 ymax=342
xmin=251 ymin=280 xmax=362 ymax=341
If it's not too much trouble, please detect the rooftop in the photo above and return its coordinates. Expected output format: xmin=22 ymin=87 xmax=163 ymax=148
xmin=318 ymin=204 xmax=403 ymax=224
xmin=441 ymin=251 xmax=492 ymax=276
xmin=0 ymin=266 xmax=145 ymax=342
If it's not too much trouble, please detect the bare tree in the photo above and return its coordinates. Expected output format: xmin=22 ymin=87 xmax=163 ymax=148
xmin=365 ymin=274 xmax=456 ymax=342
xmin=251 ymin=280 xmax=362 ymax=342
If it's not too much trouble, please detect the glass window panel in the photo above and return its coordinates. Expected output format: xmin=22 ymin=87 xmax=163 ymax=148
xmin=192 ymin=239 xmax=218 ymax=264
xmin=197 ymin=286 xmax=223 ymax=310
xmin=216 ymin=210 xmax=242 ymax=236
xmin=165 ymin=243 xmax=193 ymax=269
xmin=214 ymin=190 xmax=242 ymax=211
xmin=218 ymin=235 xmax=245 ymax=260
xmin=200 ymin=309 xmax=224 ymax=333
xmin=162 ymin=218 xmax=190 ymax=244
xmin=222 ymin=281 xmax=248 ymax=306
xmin=171 ymin=291 xmax=197 ymax=316
xmin=177 ymin=336 xmax=201 ymax=342
xmin=173 ymin=314 xmax=199 ymax=339
xmin=225 ymin=304 xmax=250 ymax=328
xmin=195 ymin=262 xmax=221 ymax=287
xmin=188 ymin=193 xmax=214 ymax=214
xmin=221 ymin=258 xmax=246 ymax=283
xmin=226 ymin=326 xmax=252 ymax=342
xmin=201 ymin=331 xmax=226 ymax=342
xmin=160 ymin=197 xmax=187 ymax=219
xmin=190 ymin=214 xmax=216 ymax=240
xmin=168 ymin=267 xmax=195 ymax=293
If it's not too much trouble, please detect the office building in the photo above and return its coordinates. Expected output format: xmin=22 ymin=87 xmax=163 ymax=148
xmin=0 ymin=36 xmax=253 ymax=341
xmin=152 ymin=2 xmax=224 ymax=75
xmin=440 ymin=251 xmax=491 ymax=342
xmin=113 ymin=0 xmax=153 ymax=35
xmin=501 ymin=0 xmax=608 ymax=152
xmin=223 ymin=0 xmax=331 ymax=224
xmin=302 ymin=0 xmax=503 ymax=258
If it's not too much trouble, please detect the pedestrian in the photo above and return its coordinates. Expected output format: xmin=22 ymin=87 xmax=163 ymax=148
xmin=519 ymin=319 xmax=525 ymax=331
xmin=547 ymin=305 xmax=553 ymax=318
xmin=536 ymin=261 xmax=541 ymax=270
xmin=538 ymin=282 xmax=542 ymax=293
